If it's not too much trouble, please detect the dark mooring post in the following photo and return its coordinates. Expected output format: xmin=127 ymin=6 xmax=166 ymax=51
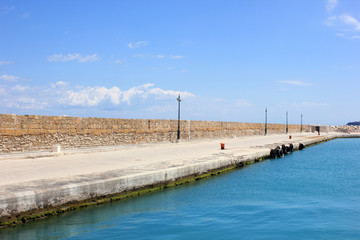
xmin=286 ymin=111 xmax=288 ymax=134
xmin=265 ymin=108 xmax=268 ymax=135
xmin=301 ymin=113 xmax=303 ymax=133
xmin=177 ymin=94 xmax=181 ymax=142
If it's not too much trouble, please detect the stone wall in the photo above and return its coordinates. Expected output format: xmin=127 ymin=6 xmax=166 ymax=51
xmin=0 ymin=114 xmax=308 ymax=153
xmin=330 ymin=125 xmax=360 ymax=133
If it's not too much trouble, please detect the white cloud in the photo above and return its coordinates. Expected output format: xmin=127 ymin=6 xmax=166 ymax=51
xmin=56 ymin=81 xmax=69 ymax=86
xmin=236 ymin=99 xmax=251 ymax=107
xmin=339 ymin=14 xmax=360 ymax=31
xmin=277 ymin=80 xmax=312 ymax=86
xmin=0 ymin=61 xmax=12 ymax=65
xmin=154 ymin=55 xmax=185 ymax=59
xmin=155 ymin=55 xmax=166 ymax=59
xmin=108 ymin=86 xmax=122 ymax=104
xmin=12 ymin=84 xmax=28 ymax=92
xmin=293 ymin=101 xmax=329 ymax=107
xmin=0 ymin=88 xmax=6 ymax=95
xmin=47 ymin=53 xmax=98 ymax=62
xmin=22 ymin=12 xmax=30 ymax=18
xmin=114 ymin=58 xmax=126 ymax=64
xmin=352 ymin=35 xmax=360 ymax=39
xmin=128 ymin=41 xmax=149 ymax=49
xmin=64 ymin=83 xmax=194 ymax=107
xmin=50 ymin=81 xmax=69 ymax=88
xmin=326 ymin=14 xmax=360 ymax=32
xmin=325 ymin=16 xmax=337 ymax=27
xmin=0 ymin=6 xmax=14 ymax=14
xmin=181 ymin=41 xmax=192 ymax=46
xmin=6 ymin=97 xmax=44 ymax=110
xmin=326 ymin=0 xmax=338 ymax=13
xmin=169 ymin=55 xmax=184 ymax=59
xmin=66 ymin=87 xmax=117 ymax=106
xmin=120 ymin=84 xmax=149 ymax=104
xmin=1 ymin=85 xmax=48 ymax=110
xmin=0 ymin=80 xmax=196 ymax=116
xmin=0 ymin=74 xmax=19 ymax=82
xmin=147 ymin=87 xmax=194 ymax=99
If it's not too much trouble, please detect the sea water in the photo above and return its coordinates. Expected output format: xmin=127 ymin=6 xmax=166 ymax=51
xmin=1 ymin=138 xmax=360 ymax=240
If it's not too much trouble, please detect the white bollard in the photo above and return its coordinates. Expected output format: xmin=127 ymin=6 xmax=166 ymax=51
xmin=52 ymin=145 xmax=61 ymax=153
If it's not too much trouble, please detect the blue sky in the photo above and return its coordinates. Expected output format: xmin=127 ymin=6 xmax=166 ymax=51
xmin=0 ymin=0 xmax=359 ymax=125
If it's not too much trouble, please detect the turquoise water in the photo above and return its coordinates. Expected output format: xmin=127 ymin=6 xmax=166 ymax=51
xmin=2 ymin=138 xmax=360 ymax=239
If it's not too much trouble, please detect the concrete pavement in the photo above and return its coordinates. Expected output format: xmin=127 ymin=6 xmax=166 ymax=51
xmin=0 ymin=132 xmax=355 ymax=224
xmin=0 ymin=133 xmax=323 ymax=185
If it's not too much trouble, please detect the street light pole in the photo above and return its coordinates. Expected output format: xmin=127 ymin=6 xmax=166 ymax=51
xmin=177 ymin=95 xmax=181 ymax=141
xmin=265 ymin=108 xmax=268 ymax=136
xmin=301 ymin=114 xmax=303 ymax=133
xmin=286 ymin=111 xmax=288 ymax=134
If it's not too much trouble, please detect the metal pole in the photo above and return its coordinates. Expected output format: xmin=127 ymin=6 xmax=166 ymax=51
xmin=177 ymin=95 xmax=181 ymax=141
xmin=265 ymin=108 xmax=267 ymax=136
xmin=301 ymin=114 xmax=303 ymax=133
xmin=286 ymin=111 xmax=288 ymax=134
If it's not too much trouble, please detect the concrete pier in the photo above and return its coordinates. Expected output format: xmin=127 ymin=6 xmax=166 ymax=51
xmin=0 ymin=132 xmax=358 ymax=226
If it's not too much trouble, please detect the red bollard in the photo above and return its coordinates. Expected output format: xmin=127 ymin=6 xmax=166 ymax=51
xmin=289 ymin=135 xmax=292 ymax=139
xmin=220 ymin=143 xmax=225 ymax=150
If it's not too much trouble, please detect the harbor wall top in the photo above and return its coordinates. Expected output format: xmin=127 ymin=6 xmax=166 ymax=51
xmin=0 ymin=114 xmax=311 ymax=152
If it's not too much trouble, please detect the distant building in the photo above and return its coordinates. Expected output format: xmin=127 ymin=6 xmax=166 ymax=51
xmin=346 ymin=121 xmax=360 ymax=126
xmin=309 ymin=125 xmax=329 ymax=133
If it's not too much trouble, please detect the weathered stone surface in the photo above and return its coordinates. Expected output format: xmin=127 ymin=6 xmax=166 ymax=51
xmin=0 ymin=114 xmax=314 ymax=153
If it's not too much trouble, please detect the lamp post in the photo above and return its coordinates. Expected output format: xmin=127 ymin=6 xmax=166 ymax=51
xmin=301 ymin=114 xmax=303 ymax=133
xmin=177 ymin=95 xmax=181 ymax=142
xmin=265 ymin=108 xmax=268 ymax=136
xmin=286 ymin=111 xmax=288 ymax=134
